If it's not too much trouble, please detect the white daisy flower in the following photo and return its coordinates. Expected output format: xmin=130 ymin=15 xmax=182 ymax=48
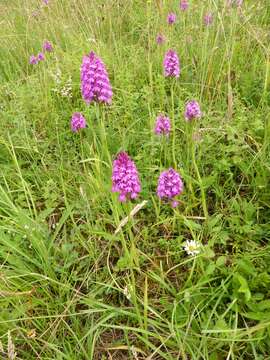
xmin=183 ymin=240 xmax=201 ymax=256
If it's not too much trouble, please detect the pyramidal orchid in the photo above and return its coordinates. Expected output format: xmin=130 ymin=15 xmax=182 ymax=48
xmin=154 ymin=115 xmax=171 ymax=136
xmin=180 ymin=0 xmax=189 ymax=11
xmin=81 ymin=51 xmax=113 ymax=105
xmin=43 ymin=40 xmax=53 ymax=52
xmin=163 ymin=50 xmax=180 ymax=78
xmin=112 ymin=152 xmax=141 ymax=202
xmin=71 ymin=112 xmax=87 ymax=132
xmin=37 ymin=52 xmax=45 ymax=61
xmin=157 ymin=168 xmax=183 ymax=207
xmin=156 ymin=33 xmax=166 ymax=45
xmin=204 ymin=12 xmax=213 ymax=26
xmin=167 ymin=13 xmax=177 ymax=24
xmin=29 ymin=55 xmax=38 ymax=65
xmin=185 ymin=100 xmax=201 ymax=121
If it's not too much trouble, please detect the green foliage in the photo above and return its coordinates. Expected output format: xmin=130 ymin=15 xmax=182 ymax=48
xmin=0 ymin=0 xmax=270 ymax=359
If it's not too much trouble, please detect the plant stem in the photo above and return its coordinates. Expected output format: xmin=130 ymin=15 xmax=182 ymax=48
xmin=171 ymin=83 xmax=177 ymax=168
xmin=190 ymin=128 xmax=208 ymax=220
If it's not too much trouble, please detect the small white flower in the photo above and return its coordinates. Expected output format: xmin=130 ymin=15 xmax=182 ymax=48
xmin=183 ymin=240 xmax=201 ymax=256
xmin=87 ymin=37 xmax=97 ymax=43
xmin=131 ymin=345 xmax=138 ymax=359
xmin=123 ymin=285 xmax=131 ymax=300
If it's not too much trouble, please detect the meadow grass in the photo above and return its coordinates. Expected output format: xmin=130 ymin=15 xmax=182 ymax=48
xmin=0 ymin=0 xmax=270 ymax=359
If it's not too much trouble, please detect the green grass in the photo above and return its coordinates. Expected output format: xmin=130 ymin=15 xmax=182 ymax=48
xmin=0 ymin=0 xmax=270 ymax=358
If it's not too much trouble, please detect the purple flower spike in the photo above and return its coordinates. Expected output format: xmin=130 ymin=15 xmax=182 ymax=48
xmin=37 ymin=52 xmax=45 ymax=61
xmin=163 ymin=50 xmax=180 ymax=78
xmin=29 ymin=55 xmax=38 ymax=65
xmin=180 ymin=0 xmax=189 ymax=11
xmin=43 ymin=40 xmax=53 ymax=52
xmin=167 ymin=13 xmax=177 ymax=24
xmin=71 ymin=112 xmax=87 ymax=132
xmin=112 ymin=152 xmax=141 ymax=202
xmin=43 ymin=0 xmax=49 ymax=5
xmin=156 ymin=33 xmax=166 ymax=45
xmin=155 ymin=115 xmax=171 ymax=136
xmin=81 ymin=51 xmax=113 ymax=105
xmin=157 ymin=168 xmax=183 ymax=207
xmin=204 ymin=12 xmax=213 ymax=26
xmin=185 ymin=100 xmax=201 ymax=121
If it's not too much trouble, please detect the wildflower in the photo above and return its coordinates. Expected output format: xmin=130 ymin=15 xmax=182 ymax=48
xmin=112 ymin=152 xmax=141 ymax=202
xmin=163 ymin=50 xmax=180 ymax=78
xmin=123 ymin=286 xmax=131 ymax=300
xmin=227 ymin=0 xmax=243 ymax=7
xmin=131 ymin=346 xmax=138 ymax=358
xmin=61 ymin=76 xmax=72 ymax=98
xmin=154 ymin=114 xmax=171 ymax=136
xmin=71 ymin=112 xmax=87 ymax=132
xmin=43 ymin=0 xmax=49 ymax=4
xmin=32 ymin=10 xmax=40 ymax=17
xmin=180 ymin=0 xmax=189 ymax=11
xmin=37 ymin=52 xmax=45 ymax=61
xmin=27 ymin=329 xmax=36 ymax=339
xmin=43 ymin=40 xmax=53 ymax=52
xmin=52 ymin=67 xmax=61 ymax=84
xmin=185 ymin=100 xmax=201 ymax=121
xmin=51 ymin=68 xmax=72 ymax=98
xmin=156 ymin=33 xmax=166 ymax=45
xmin=81 ymin=51 xmax=113 ymax=105
xmin=167 ymin=13 xmax=177 ymax=24
xmin=157 ymin=168 xmax=183 ymax=207
xmin=183 ymin=240 xmax=201 ymax=256
xmin=29 ymin=55 xmax=38 ymax=65
xmin=204 ymin=12 xmax=213 ymax=26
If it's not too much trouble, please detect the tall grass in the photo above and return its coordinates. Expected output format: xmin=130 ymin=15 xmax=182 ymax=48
xmin=0 ymin=0 xmax=270 ymax=358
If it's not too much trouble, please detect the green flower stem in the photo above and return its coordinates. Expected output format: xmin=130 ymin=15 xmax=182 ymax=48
xmin=171 ymin=84 xmax=177 ymax=168
xmin=190 ymin=123 xmax=208 ymax=220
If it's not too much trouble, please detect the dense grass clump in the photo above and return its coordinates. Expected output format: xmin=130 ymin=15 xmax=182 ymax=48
xmin=0 ymin=0 xmax=270 ymax=359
